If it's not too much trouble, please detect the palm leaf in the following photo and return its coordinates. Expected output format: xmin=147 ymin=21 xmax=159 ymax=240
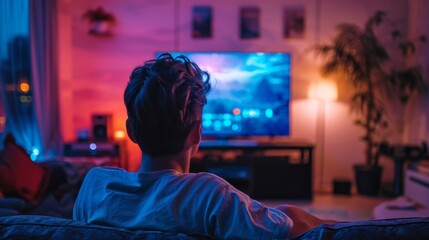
xmin=311 ymin=10 xmax=426 ymax=166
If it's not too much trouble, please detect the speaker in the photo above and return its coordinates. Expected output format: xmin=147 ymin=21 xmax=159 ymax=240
xmin=92 ymin=114 xmax=112 ymax=141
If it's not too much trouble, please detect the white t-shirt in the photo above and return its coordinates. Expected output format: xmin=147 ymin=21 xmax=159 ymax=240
xmin=73 ymin=167 xmax=292 ymax=239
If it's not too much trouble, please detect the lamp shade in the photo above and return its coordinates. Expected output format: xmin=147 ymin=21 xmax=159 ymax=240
xmin=308 ymin=80 xmax=338 ymax=101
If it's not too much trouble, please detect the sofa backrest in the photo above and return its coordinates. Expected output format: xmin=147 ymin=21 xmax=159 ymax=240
xmin=0 ymin=215 xmax=213 ymax=240
xmin=2 ymin=214 xmax=429 ymax=240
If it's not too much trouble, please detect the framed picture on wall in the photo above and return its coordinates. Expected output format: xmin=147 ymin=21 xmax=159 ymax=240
xmin=192 ymin=6 xmax=212 ymax=38
xmin=240 ymin=7 xmax=260 ymax=39
xmin=283 ymin=6 xmax=305 ymax=39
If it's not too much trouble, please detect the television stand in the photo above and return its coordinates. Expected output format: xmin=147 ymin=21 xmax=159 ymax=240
xmin=193 ymin=140 xmax=314 ymax=199
xmin=200 ymin=139 xmax=259 ymax=147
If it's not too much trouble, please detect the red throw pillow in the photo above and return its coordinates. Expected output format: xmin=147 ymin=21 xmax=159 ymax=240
xmin=0 ymin=142 xmax=50 ymax=203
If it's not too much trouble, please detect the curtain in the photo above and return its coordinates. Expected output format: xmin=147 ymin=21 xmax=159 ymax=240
xmin=0 ymin=0 xmax=41 ymax=157
xmin=29 ymin=0 xmax=62 ymax=160
xmin=0 ymin=0 xmax=61 ymax=161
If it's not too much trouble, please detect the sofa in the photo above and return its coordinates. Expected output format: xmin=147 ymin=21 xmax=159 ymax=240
xmin=2 ymin=136 xmax=429 ymax=239
xmin=1 ymin=214 xmax=429 ymax=240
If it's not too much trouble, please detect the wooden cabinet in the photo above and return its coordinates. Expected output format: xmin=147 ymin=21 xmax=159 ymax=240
xmin=192 ymin=140 xmax=314 ymax=200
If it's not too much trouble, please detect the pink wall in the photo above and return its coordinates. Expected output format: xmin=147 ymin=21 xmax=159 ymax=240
xmin=58 ymin=0 xmax=420 ymax=192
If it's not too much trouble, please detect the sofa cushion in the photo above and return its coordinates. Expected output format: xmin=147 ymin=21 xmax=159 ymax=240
xmin=0 ymin=138 xmax=50 ymax=203
xmin=292 ymin=217 xmax=429 ymax=240
xmin=0 ymin=197 xmax=26 ymax=211
xmin=0 ymin=215 xmax=213 ymax=240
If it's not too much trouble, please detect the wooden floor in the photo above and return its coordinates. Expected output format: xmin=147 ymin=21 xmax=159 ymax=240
xmin=260 ymin=194 xmax=391 ymax=222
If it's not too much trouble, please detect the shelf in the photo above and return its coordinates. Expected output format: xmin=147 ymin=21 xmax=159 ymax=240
xmin=62 ymin=142 xmax=125 ymax=168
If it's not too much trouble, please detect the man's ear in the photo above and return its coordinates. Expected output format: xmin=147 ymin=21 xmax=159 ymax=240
xmin=185 ymin=121 xmax=201 ymax=149
xmin=126 ymin=119 xmax=137 ymax=143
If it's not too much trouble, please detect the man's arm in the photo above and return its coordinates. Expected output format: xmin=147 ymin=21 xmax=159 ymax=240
xmin=206 ymin=181 xmax=292 ymax=239
xmin=276 ymin=205 xmax=336 ymax=238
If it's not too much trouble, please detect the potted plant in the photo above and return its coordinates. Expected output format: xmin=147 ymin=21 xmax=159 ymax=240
xmin=312 ymin=11 xmax=426 ymax=195
xmin=82 ymin=7 xmax=116 ymax=36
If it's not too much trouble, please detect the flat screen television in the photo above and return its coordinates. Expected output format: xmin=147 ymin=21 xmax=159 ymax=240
xmin=157 ymin=52 xmax=291 ymax=138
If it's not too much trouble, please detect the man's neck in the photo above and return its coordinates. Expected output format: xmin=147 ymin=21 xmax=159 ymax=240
xmin=139 ymin=149 xmax=192 ymax=174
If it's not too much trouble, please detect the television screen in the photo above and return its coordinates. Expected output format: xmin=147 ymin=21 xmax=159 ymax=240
xmin=158 ymin=52 xmax=291 ymax=137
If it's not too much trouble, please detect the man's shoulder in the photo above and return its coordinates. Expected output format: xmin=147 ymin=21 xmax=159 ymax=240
xmin=86 ymin=166 xmax=125 ymax=176
xmin=177 ymin=172 xmax=231 ymax=192
xmin=188 ymin=172 xmax=228 ymax=183
xmin=82 ymin=167 xmax=128 ymax=185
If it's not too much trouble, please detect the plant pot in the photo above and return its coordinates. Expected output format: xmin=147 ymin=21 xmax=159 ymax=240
xmin=354 ymin=165 xmax=383 ymax=196
xmin=89 ymin=20 xmax=112 ymax=36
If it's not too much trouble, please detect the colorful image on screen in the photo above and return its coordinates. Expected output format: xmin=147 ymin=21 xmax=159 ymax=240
xmin=159 ymin=52 xmax=291 ymax=137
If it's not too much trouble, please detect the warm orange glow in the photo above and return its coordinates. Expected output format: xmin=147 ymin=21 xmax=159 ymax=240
xmin=0 ymin=116 xmax=5 ymax=124
xmin=19 ymin=82 xmax=30 ymax=93
xmin=232 ymin=108 xmax=241 ymax=115
xmin=114 ymin=130 xmax=126 ymax=139
xmin=308 ymin=80 xmax=338 ymax=101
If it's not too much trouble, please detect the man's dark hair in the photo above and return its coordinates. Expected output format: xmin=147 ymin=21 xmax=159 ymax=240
xmin=124 ymin=53 xmax=211 ymax=156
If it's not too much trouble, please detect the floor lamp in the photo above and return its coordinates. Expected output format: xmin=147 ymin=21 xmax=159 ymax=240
xmin=309 ymin=80 xmax=338 ymax=193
